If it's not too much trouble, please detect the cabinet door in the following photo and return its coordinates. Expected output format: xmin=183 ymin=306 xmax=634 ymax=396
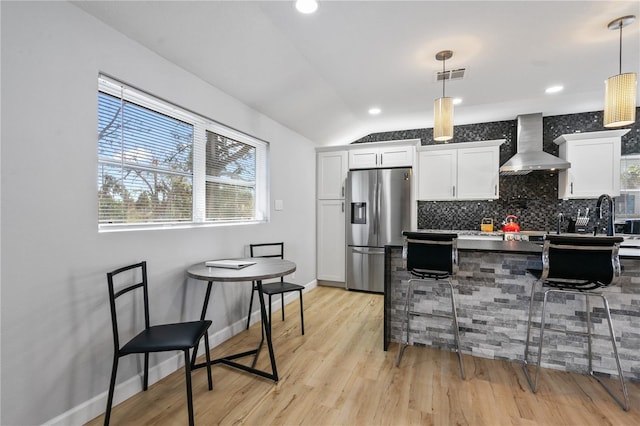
xmin=379 ymin=146 xmax=413 ymax=167
xmin=317 ymin=199 xmax=345 ymax=282
xmin=418 ymin=149 xmax=457 ymax=200
xmin=317 ymin=151 xmax=347 ymax=199
xmin=457 ymin=146 xmax=499 ymax=200
xmin=349 ymin=149 xmax=379 ymax=169
xmin=559 ymin=138 xmax=620 ymax=198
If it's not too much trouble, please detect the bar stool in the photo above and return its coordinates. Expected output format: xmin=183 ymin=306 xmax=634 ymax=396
xmin=396 ymin=232 xmax=465 ymax=379
xmin=522 ymin=235 xmax=629 ymax=410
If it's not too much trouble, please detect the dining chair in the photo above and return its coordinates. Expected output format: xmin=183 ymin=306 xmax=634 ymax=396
xmin=245 ymin=242 xmax=305 ymax=335
xmin=105 ymin=261 xmax=213 ymax=426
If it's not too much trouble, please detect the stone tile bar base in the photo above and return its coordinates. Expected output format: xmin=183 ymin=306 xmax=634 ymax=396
xmin=384 ymin=245 xmax=640 ymax=382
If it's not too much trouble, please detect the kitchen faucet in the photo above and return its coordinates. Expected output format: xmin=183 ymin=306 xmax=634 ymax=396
xmin=595 ymin=194 xmax=615 ymax=236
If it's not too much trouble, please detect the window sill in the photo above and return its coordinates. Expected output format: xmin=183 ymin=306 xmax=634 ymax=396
xmin=98 ymin=219 xmax=267 ymax=233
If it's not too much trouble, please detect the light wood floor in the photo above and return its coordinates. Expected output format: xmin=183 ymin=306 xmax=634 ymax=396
xmin=88 ymin=286 xmax=639 ymax=425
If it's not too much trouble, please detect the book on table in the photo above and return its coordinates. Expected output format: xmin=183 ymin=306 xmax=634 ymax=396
xmin=205 ymin=259 xmax=256 ymax=269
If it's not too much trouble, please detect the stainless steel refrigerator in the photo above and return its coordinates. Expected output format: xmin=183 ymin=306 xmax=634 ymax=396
xmin=346 ymin=168 xmax=412 ymax=293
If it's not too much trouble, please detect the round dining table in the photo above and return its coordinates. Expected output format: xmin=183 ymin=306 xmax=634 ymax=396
xmin=186 ymin=258 xmax=296 ymax=382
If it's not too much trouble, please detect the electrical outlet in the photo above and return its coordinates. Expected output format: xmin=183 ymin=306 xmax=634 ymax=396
xmin=291 ymin=272 xmax=296 ymax=279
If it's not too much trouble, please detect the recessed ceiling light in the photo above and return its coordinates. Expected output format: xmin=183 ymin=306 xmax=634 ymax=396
xmin=296 ymin=0 xmax=318 ymax=14
xmin=453 ymin=98 xmax=463 ymax=105
xmin=545 ymin=85 xmax=564 ymax=94
xmin=368 ymin=107 xmax=381 ymax=115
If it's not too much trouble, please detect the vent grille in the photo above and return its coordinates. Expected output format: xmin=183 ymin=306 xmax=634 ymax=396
xmin=436 ymin=68 xmax=466 ymax=82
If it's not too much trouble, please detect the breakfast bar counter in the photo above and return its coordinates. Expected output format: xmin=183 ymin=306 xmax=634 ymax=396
xmin=384 ymin=236 xmax=640 ymax=381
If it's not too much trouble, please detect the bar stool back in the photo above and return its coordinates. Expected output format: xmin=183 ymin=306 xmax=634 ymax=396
xmin=522 ymin=235 xmax=629 ymax=410
xmin=395 ymin=232 xmax=465 ymax=379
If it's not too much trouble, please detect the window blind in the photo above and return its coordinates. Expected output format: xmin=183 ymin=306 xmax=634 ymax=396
xmin=98 ymin=79 xmax=193 ymax=225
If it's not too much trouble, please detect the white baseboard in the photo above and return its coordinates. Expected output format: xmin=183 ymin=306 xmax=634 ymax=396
xmin=44 ymin=279 xmax=316 ymax=426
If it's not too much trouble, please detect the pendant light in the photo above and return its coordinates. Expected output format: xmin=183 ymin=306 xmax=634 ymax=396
xmin=604 ymin=15 xmax=637 ymax=128
xmin=434 ymin=50 xmax=454 ymax=142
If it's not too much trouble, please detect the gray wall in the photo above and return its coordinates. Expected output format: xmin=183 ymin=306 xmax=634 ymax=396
xmin=355 ymin=110 xmax=640 ymax=231
xmin=0 ymin=2 xmax=317 ymax=424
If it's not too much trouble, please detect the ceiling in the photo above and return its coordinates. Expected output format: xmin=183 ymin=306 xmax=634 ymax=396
xmin=73 ymin=1 xmax=640 ymax=146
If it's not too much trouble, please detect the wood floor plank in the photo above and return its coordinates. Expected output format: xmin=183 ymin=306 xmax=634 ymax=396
xmin=87 ymin=286 xmax=639 ymax=425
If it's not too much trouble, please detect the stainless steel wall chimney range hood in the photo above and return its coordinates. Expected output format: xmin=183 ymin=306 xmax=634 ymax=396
xmin=500 ymin=113 xmax=571 ymax=175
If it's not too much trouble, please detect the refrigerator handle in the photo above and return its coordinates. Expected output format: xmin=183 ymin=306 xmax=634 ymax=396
xmin=374 ymin=180 xmax=381 ymax=234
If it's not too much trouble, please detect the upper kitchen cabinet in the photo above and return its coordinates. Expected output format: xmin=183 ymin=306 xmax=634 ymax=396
xmin=348 ymin=141 xmax=416 ymax=169
xmin=317 ymin=150 xmax=348 ymax=199
xmin=417 ymin=140 xmax=504 ymax=201
xmin=554 ymin=129 xmax=630 ymax=199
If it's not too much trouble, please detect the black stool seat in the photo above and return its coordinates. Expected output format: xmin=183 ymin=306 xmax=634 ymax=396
xmin=261 ymin=281 xmax=305 ymax=295
xmin=396 ymin=232 xmax=465 ymax=379
xmin=522 ymin=234 xmax=629 ymax=411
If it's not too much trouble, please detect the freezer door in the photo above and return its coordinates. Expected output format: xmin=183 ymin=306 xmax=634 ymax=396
xmin=346 ymin=246 xmax=385 ymax=293
xmin=347 ymin=169 xmax=378 ymax=247
xmin=378 ymin=168 xmax=412 ymax=246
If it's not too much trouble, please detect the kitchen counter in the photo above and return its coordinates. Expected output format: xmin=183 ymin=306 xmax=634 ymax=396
xmin=384 ymin=239 xmax=640 ymax=382
xmin=409 ymin=229 xmax=640 ymax=259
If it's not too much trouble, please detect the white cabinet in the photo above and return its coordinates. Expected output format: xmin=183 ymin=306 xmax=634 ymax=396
xmin=316 ymin=148 xmax=348 ymax=283
xmin=417 ymin=140 xmax=503 ymax=200
xmin=417 ymin=149 xmax=457 ymax=199
xmin=316 ymin=199 xmax=345 ymax=282
xmin=554 ymin=130 xmax=629 ymax=199
xmin=349 ymin=145 xmax=413 ymax=169
xmin=317 ymin=151 xmax=348 ymax=199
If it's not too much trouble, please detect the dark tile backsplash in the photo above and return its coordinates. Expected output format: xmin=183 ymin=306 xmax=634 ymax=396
xmin=353 ymin=108 xmax=640 ymax=231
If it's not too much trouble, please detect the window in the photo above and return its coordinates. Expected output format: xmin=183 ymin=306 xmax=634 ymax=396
xmin=97 ymin=75 xmax=268 ymax=230
xmin=617 ymin=154 xmax=640 ymax=218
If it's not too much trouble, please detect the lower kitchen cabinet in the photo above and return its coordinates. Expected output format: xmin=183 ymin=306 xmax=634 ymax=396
xmin=317 ymin=199 xmax=345 ymax=282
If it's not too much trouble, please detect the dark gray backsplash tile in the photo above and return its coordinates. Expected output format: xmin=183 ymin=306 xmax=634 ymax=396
xmin=353 ymin=109 xmax=639 ymax=231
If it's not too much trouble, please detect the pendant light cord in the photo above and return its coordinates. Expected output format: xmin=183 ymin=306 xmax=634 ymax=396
xmin=619 ymin=23 xmax=623 ymax=74
xmin=442 ymin=56 xmax=446 ymax=97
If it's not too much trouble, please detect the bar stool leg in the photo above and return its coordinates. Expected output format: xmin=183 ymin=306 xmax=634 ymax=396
xmin=585 ymin=294 xmax=593 ymax=373
xmin=528 ymin=289 xmax=551 ymax=393
xmin=590 ymin=295 xmax=629 ymax=411
xmin=446 ymin=278 xmax=465 ymax=379
xmin=396 ymin=280 xmax=414 ymax=367
xmin=522 ymin=280 xmax=540 ymax=392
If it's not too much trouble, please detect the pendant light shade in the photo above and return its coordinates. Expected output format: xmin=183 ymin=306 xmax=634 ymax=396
xmin=434 ymin=50 xmax=454 ymax=142
xmin=434 ymin=97 xmax=454 ymax=141
xmin=604 ymin=72 xmax=637 ymax=127
xmin=603 ymin=15 xmax=637 ymax=128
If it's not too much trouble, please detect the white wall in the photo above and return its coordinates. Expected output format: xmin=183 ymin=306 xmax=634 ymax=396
xmin=0 ymin=2 xmax=317 ymax=424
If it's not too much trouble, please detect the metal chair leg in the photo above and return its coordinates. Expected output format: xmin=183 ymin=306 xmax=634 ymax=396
xmin=203 ymin=333 xmax=213 ymax=391
xmin=104 ymin=356 xmax=119 ymax=426
xmin=246 ymin=285 xmax=255 ymax=330
xmin=143 ymin=352 xmax=149 ymax=391
xmin=298 ymin=290 xmax=305 ymax=335
xmin=183 ymin=350 xmax=194 ymax=426
xmin=281 ymin=293 xmax=285 ymax=321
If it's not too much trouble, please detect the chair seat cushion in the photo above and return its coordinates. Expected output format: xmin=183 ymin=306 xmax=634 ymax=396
xmin=120 ymin=320 xmax=212 ymax=354
xmin=260 ymin=281 xmax=304 ymax=295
